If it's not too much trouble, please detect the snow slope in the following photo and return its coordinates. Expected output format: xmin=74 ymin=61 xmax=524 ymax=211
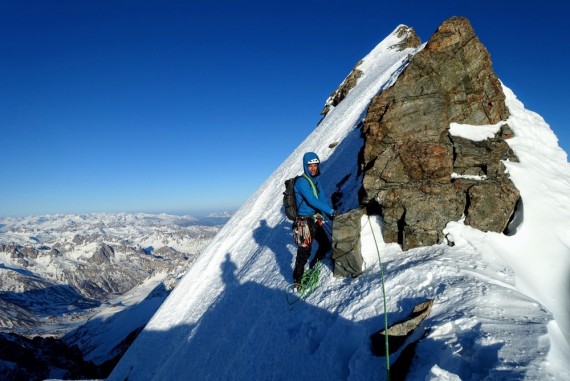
xmin=109 ymin=26 xmax=570 ymax=380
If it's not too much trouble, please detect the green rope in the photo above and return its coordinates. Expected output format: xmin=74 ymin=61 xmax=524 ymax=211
xmin=286 ymin=262 xmax=322 ymax=305
xmin=300 ymin=262 xmax=321 ymax=294
xmin=367 ymin=215 xmax=390 ymax=380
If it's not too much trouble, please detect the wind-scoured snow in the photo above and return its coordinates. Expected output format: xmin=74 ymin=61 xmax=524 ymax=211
xmin=110 ymin=26 xmax=570 ymax=380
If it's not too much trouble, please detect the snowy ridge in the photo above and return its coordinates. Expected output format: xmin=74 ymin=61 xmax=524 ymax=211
xmin=112 ymin=23 xmax=418 ymax=335
xmin=110 ymin=26 xmax=570 ymax=380
xmin=125 ymin=25 xmax=417 ymax=332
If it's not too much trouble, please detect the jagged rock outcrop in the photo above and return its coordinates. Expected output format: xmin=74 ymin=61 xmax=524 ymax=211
xmin=89 ymin=244 xmax=115 ymax=265
xmin=390 ymin=24 xmax=422 ymax=51
xmin=321 ymin=63 xmax=363 ymax=117
xmin=331 ymin=17 xmax=522 ymax=275
xmin=1 ymin=244 xmax=38 ymax=260
xmin=359 ymin=16 xmax=520 ymax=250
xmin=321 ymin=25 xmax=421 ymax=117
xmin=370 ymin=299 xmax=434 ymax=356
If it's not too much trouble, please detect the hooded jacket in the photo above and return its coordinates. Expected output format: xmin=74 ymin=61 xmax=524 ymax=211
xmin=294 ymin=152 xmax=335 ymax=218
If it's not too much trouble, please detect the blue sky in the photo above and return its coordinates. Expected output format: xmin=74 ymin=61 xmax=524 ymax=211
xmin=1 ymin=1 xmax=568 ymax=217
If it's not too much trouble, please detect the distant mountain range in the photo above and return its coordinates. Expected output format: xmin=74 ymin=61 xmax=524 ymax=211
xmin=0 ymin=212 xmax=229 ymax=380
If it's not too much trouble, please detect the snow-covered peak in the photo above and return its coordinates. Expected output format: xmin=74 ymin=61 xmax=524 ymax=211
xmin=109 ymin=24 xmax=570 ymax=381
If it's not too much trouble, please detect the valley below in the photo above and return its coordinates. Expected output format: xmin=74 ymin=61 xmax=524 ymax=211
xmin=0 ymin=212 xmax=227 ymax=380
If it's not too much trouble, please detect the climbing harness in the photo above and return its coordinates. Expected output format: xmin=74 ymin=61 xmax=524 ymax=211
xmin=293 ymin=218 xmax=312 ymax=246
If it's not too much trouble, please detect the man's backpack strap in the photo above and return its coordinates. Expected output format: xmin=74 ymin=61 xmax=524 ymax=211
xmin=302 ymin=173 xmax=318 ymax=199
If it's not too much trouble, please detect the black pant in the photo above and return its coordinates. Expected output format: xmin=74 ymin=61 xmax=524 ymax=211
xmin=293 ymin=218 xmax=331 ymax=284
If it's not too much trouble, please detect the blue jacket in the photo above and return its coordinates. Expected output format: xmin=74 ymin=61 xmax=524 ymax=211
xmin=294 ymin=152 xmax=335 ymax=218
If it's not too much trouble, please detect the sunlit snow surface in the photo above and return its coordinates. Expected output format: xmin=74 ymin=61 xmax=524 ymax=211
xmin=110 ymin=26 xmax=570 ymax=380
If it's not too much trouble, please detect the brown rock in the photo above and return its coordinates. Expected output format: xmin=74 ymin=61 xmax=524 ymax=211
xmin=360 ymin=16 xmax=519 ymax=250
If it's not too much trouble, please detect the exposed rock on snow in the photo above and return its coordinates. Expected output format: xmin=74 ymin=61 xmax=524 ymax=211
xmin=359 ymin=16 xmax=519 ymax=250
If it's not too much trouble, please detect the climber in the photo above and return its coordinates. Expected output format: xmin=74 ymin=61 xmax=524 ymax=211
xmin=292 ymin=152 xmax=335 ymax=292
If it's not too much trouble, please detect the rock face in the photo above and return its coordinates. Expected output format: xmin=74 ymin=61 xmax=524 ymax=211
xmin=321 ymin=63 xmax=363 ymax=117
xmin=332 ymin=208 xmax=365 ymax=277
xmin=360 ymin=16 xmax=520 ymax=250
xmin=90 ymin=244 xmax=115 ymax=265
xmin=321 ymin=25 xmax=421 ymax=117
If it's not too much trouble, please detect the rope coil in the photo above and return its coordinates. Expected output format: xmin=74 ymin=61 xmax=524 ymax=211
xmin=286 ymin=262 xmax=322 ymax=305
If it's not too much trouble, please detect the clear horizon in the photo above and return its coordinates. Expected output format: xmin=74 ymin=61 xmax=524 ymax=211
xmin=2 ymin=1 xmax=569 ymax=218
xmin=0 ymin=208 xmax=236 ymax=219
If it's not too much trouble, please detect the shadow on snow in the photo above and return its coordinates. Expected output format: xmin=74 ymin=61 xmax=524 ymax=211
xmin=111 ymin=254 xmax=514 ymax=381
